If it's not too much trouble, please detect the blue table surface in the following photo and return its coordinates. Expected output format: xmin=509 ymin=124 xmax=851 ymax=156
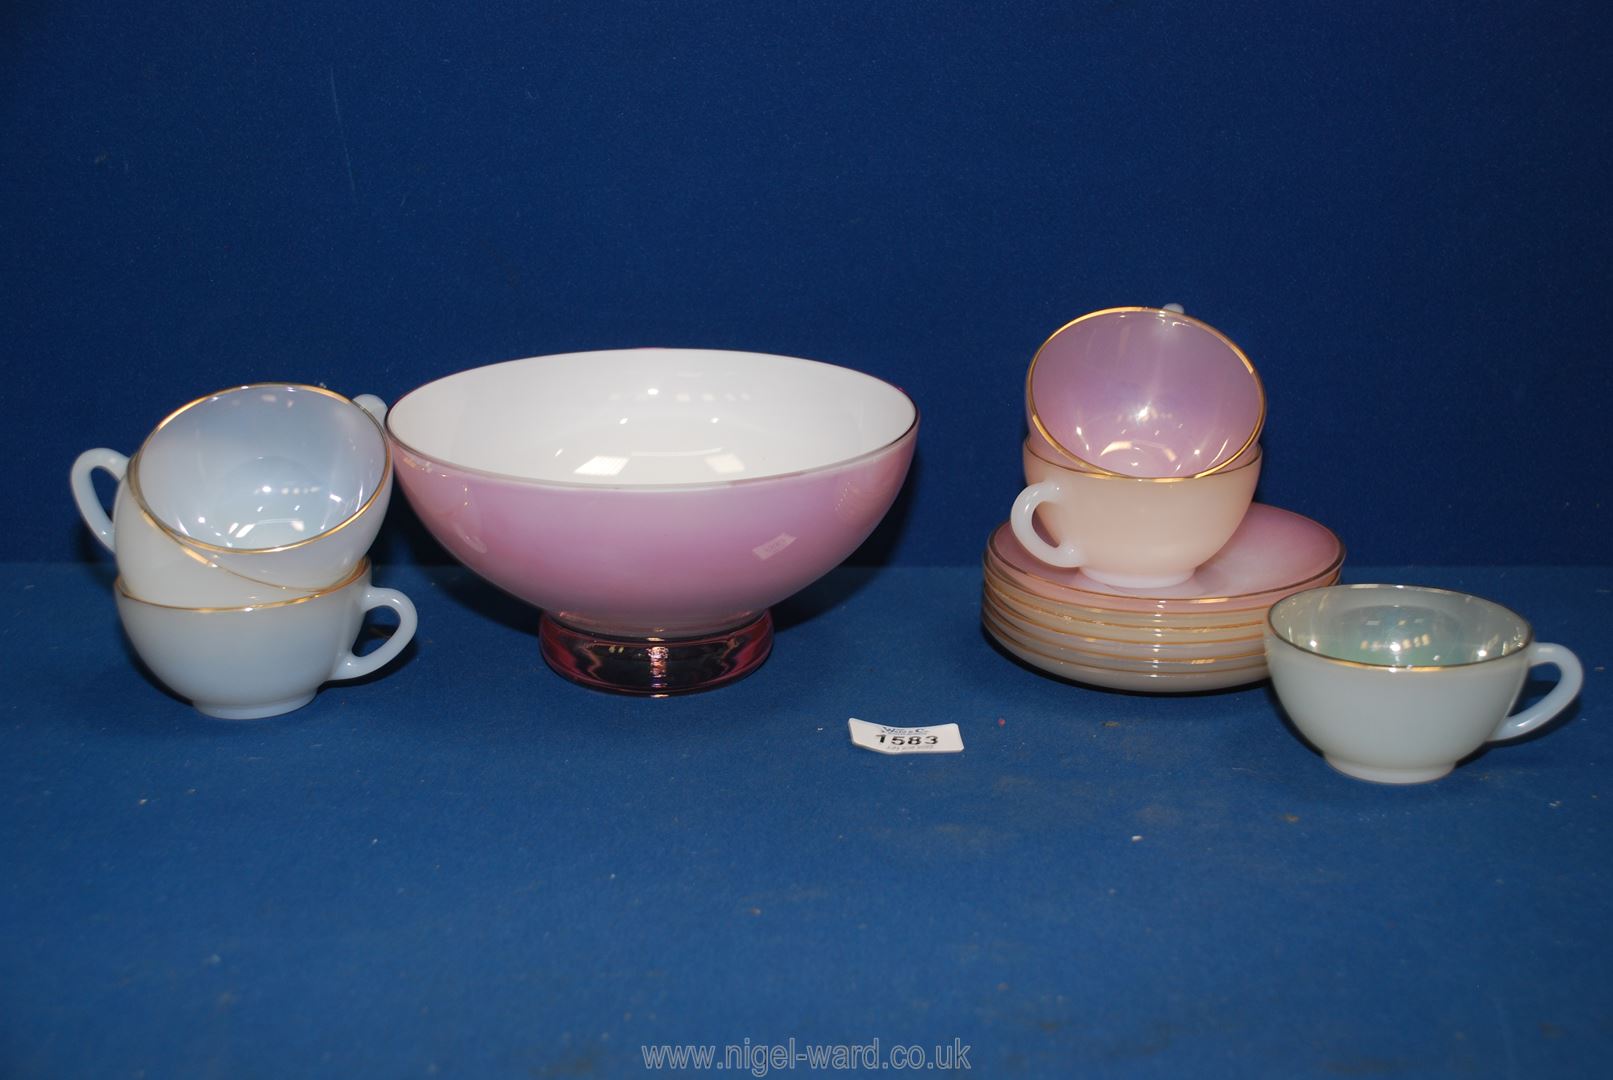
xmin=3 ymin=560 xmax=1610 ymax=1079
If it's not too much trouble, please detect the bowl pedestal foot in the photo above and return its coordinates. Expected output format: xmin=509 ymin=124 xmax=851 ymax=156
xmin=538 ymin=611 xmax=774 ymax=696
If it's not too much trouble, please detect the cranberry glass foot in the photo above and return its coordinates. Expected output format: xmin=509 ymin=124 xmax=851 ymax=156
xmin=538 ymin=612 xmax=774 ymax=695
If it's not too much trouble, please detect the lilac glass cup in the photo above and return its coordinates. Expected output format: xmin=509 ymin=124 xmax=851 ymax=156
xmin=1026 ymin=307 xmax=1265 ymax=478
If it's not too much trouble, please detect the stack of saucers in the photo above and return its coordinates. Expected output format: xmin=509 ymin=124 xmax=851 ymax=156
xmin=988 ymin=306 xmax=1343 ymax=692
xmin=71 ymin=384 xmax=417 ymax=719
xmin=982 ymin=505 xmax=1343 ymax=692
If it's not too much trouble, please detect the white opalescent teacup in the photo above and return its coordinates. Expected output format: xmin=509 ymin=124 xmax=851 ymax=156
xmin=99 ymin=385 xmax=392 ymax=590
xmin=1265 ymin=584 xmax=1584 ymax=784
xmin=115 ymin=560 xmax=417 ymax=719
xmin=72 ymin=448 xmax=319 ymax=607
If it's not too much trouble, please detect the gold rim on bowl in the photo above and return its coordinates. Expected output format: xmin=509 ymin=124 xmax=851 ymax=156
xmin=384 ymin=350 xmax=921 ymax=492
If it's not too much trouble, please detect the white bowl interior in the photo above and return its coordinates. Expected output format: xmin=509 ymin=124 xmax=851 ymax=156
xmin=135 ymin=386 xmax=388 ymax=550
xmin=1269 ymin=585 xmax=1531 ymax=668
xmin=387 ymin=348 xmax=916 ymax=485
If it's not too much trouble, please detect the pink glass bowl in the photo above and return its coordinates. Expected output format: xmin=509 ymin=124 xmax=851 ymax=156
xmin=386 ymin=348 xmax=918 ymax=694
xmin=1026 ymin=307 xmax=1265 ymax=477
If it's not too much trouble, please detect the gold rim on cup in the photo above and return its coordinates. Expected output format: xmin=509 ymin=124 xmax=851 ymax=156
xmin=1024 ymin=306 xmax=1266 ymax=480
xmin=124 ymin=383 xmax=391 ymax=557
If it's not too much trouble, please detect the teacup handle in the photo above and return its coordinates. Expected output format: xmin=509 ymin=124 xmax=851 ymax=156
xmin=352 ymin=394 xmax=388 ymax=424
xmin=329 ymin=586 xmax=418 ymax=682
xmin=1487 ymin=642 xmax=1585 ymax=742
xmin=70 ymin=448 xmax=129 ymax=553
xmin=1010 ymin=481 xmax=1084 ymax=568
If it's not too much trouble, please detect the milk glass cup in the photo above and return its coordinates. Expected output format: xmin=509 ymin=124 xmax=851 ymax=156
xmin=1266 ymin=584 xmax=1584 ymax=784
xmin=78 ymin=385 xmax=393 ymax=591
xmin=1011 ymin=437 xmax=1260 ymax=588
xmin=115 ymin=560 xmax=417 ymax=719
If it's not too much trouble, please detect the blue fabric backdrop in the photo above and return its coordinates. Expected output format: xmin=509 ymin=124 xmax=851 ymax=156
xmin=5 ymin=0 xmax=1610 ymax=566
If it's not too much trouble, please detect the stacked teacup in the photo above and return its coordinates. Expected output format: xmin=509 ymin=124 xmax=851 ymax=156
xmin=71 ymin=384 xmax=417 ymax=719
xmin=985 ymin=306 xmax=1342 ymax=691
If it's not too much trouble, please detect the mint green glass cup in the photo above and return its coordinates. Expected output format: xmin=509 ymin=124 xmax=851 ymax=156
xmin=1265 ymin=584 xmax=1584 ymax=784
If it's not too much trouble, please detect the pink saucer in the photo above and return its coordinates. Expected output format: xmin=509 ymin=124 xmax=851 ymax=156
xmin=983 ymin=613 xmax=1270 ymax=693
xmin=986 ymin=504 xmax=1343 ymax=614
